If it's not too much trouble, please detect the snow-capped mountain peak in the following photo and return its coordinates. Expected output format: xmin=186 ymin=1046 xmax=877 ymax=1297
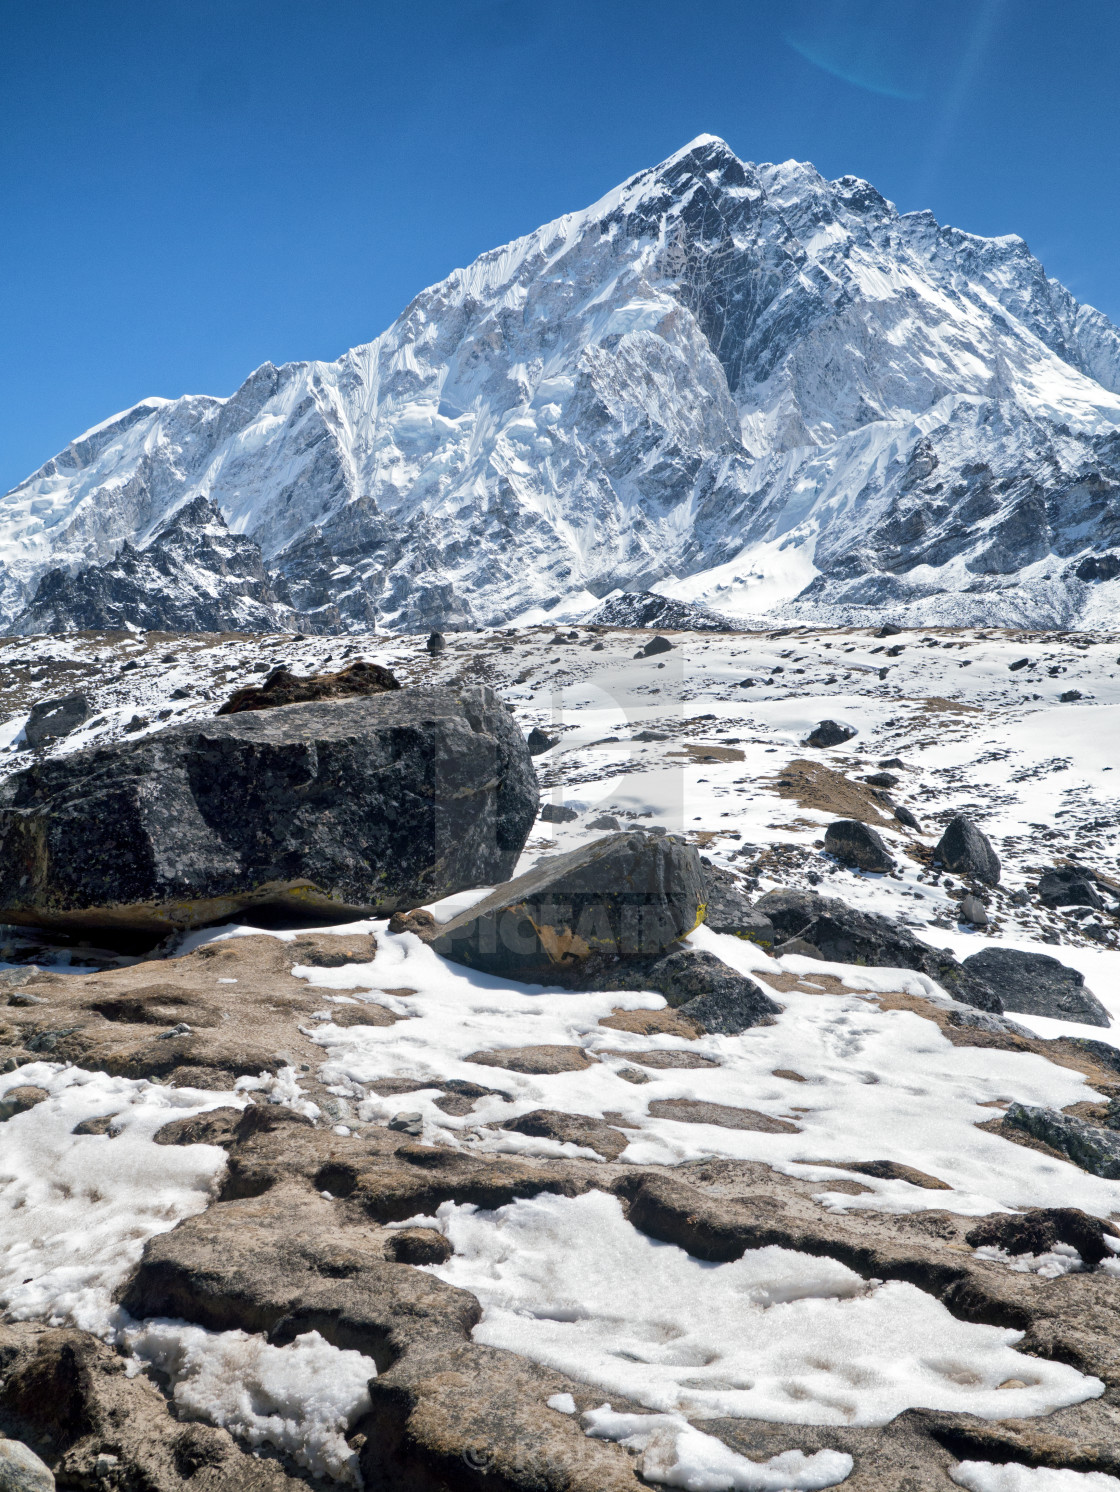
xmin=5 ymin=135 xmax=1120 ymax=633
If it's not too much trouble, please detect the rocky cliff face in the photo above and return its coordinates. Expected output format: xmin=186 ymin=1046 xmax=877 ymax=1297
xmin=3 ymin=135 xmax=1120 ymax=632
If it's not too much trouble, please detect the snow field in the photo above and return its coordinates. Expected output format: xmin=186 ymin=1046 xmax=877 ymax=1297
xmin=952 ymin=1465 xmax=1120 ymax=1491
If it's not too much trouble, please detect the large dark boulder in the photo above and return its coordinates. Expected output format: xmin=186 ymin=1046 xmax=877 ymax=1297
xmin=430 ymin=832 xmax=704 ymax=982
xmin=636 ymin=947 xmax=781 ymax=1034
xmin=1005 ymin=1104 xmax=1120 ymax=1180
xmin=755 ymin=888 xmax=1002 ymax=1011
xmin=0 ymin=687 xmax=537 ymax=934
xmin=934 ymin=816 xmax=1000 ymax=885
xmin=806 ymin=719 xmax=856 ymax=748
xmin=23 ymin=692 xmax=92 ymax=747
xmin=824 ymin=820 xmax=894 ymax=873
xmin=1037 ymin=866 xmax=1103 ymax=910
xmin=962 ymin=946 xmax=1110 ymax=1027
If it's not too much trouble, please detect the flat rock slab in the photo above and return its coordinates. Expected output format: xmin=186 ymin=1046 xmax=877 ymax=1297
xmin=597 ymin=1006 xmax=702 ymax=1039
xmin=0 ymin=686 xmax=537 ymax=933
xmin=962 ymin=946 xmax=1110 ymax=1027
xmin=601 ymin=1048 xmax=719 ymax=1070
xmin=430 ymin=831 xmax=704 ymax=981
xmin=646 ymin=1098 xmax=800 ymax=1133
xmin=466 ymin=1045 xmax=597 ymax=1074
xmin=811 ymin=1159 xmax=952 ymax=1191
xmin=498 ymin=1109 xmax=629 ymax=1160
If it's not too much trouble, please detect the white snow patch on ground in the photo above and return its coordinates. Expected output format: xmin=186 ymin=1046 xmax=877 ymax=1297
xmin=422 ymin=1190 xmax=1101 ymax=1426
xmin=123 ymin=1321 xmax=375 ymax=1485
xmin=952 ymin=1464 xmax=1120 ymax=1491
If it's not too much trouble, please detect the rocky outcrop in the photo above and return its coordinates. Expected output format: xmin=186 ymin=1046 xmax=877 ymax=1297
xmin=22 ymin=694 xmax=91 ymax=748
xmin=1038 ymin=866 xmax=1105 ymax=910
xmin=755 ymin=888 xmax=1003 ymax=1011
xmin=597 ymin=947 xmax=782 ymax=1035
xmin=584 ymin=592 xmax=741 ymax=631
xmin=13 ymin=497 xmax=332 ymax=637
xmin=1005 ymin=1103 xmax=1120 ymax=1178
xmin=430 ymin=832 xmax=704 ymax=981
xmin=699 ymin=862 xmax=775 ymax=945
xmin=962 ymin=946 xmax=1110 ymax=1027
xmin=0 ymin=688 xmax=537 ymax=933
xmin=806 ymin=720 xmax=857 ymax=748
xmin=824 ymin=820 xmax=895 ymax=872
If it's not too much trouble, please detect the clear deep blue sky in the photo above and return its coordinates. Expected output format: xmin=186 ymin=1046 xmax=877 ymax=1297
xmin=3 ymin=0 xmax=1119 ymax=494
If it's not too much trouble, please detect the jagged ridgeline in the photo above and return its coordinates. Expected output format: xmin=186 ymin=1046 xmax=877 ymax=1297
xmin=4 ymin=134 xmax=1120 ymax=635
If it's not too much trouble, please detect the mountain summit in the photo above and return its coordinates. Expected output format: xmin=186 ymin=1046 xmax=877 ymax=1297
xmin=5 ymin=135 xmax=1120 ymax=632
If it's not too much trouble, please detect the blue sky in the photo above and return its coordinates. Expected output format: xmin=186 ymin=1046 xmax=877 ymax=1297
xmin=2 ymin=0 xmax=1119 ymax=494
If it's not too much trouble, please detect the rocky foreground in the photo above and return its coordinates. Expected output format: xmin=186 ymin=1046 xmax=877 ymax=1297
xmin=2 ymin=622 xmax=1120 ymax=1491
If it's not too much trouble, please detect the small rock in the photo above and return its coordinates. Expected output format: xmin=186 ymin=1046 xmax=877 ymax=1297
xmin=0 ymin=1086 xmax=49 ymax=1122
xmin=875 ymin=624 xmax=902 ymax=637
xmin=638 ymin=636 xmax=674 ymax=657
xmin=587 ymin=814 xmax=621 ymax=831
xmin=962 ymin=946 xmax=1110 ymax=1027
xmin=7 ymin=992 xmax=46 ymax=1007
xmin=862 ymin=771 xmax=899 ymax=788
xmin=0 ymin=1437 xmax=55 ymax=1491
xmin=959 ymin=893 xmax=988 ymax=926
xmin=387 ymin=908 xmax=438 ymax=938
xmin=1059 ymin=689 xmax=1083 ymax=702
xmin=805 ymin=719 xmax=857 ymax=748
xmin=965 ymin=1207 xmax=1118 ymax=1268
xmin=426 ymin=632 xmax=446 ymax=655
xmin=1008 ymin=658 xmax=1030 ymax=672
xmin=633 ymin=729 xmax=670 ymax=741
xmin=24 ymin=693 xmax=92 ymax=748
xmin=526 ymin=726 xmax=558 ymax=755
xmin=157 ymin=1022 xmax=192 ymax=1039
xmin=499 ymin=1108 xmax=629 ymax=1160
xmin=894 ymin=805 xmax=921 ymax=831
xmin=934 ymin=816 xmax=1000 ymax=885
xmin=388 ymin=1111 xmax=423 ymax=1136
xmin=878 ymin=757 xmax=906 ymax=769
xmin=466 ymin=1045 xmax=595 ymax=1075
xmin=637 ymin=947 xmax=781 ymax=1035
xmin=387 ymin=1227 xmax=452 ymax=1264
xmin=123 ymin=714 xmax=149 ymax=732
xmin=824 ymin=820 xmax=894 ymax=873
xmin=539 ymin=803 xmax=579 ymax=823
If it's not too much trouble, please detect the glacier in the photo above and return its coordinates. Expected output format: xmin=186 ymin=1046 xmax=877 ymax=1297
xmin=4 ymin=133 xmax=1120 ymax=634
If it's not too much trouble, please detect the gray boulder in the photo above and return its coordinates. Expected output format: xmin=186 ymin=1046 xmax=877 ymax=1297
xmin=430 ymin=832 xmax=704 ymax=982
xmin=806 ymin=719 xmax=857 ymax=748
xmin=824 ymin=819 xmax=895 ymax=872
xmin=23 ymin=694 xmax=91 ymax=748
xmin=0 ymin=1438 xmax=54 ymax=1491
xmin=1037 ymin=866 xmax=1103 ymax=910
xmin=755 ymin=887 xmax=1002 ymax=1012
xmin=0 ymin=687 xmax=537 ymax=935
xmin=962 ymin=946 xmax=1110 ymax=1027
xmin=1005 ymin=1104 xmax=1120 ymax=1180
xmin=633 ymin=947 xmax=781 ymax=1034
xmin=934 ymin=816 xmax=1000 ymax=885
xmin=539 ymin=803 xmax=578 ymax=823
xmin=700 ymin=861 xmax=774 ymax=946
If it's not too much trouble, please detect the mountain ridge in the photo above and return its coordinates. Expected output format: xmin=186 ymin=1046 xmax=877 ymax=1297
xmin=5 ymin=134 xmax=1120 ymax=634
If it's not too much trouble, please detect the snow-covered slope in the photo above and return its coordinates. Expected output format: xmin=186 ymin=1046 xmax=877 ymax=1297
xmin=4 ymin=135 xmax=1120 ymax=633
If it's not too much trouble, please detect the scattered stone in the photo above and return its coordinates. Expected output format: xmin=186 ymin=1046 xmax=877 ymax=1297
xmin=217 ymin=659 xmax=400 ymax=714
xmin=0 ymin=1436 xmax=55 ymax=1491
xmin=862 ymin=771 xmax=899 ymax=788
xmin=878 ymin=757 xmax=907 ymax=769
xmin=387 ymin=907 xmax=438 ymax=939
xmin=1005 ymin=1104 xmax=1120 ymax=1179
xmin=426 ymin=631 xmax=446 ymax=655
xmin=539 ymin=803 xmax=579 ymax=823
xmin=875 ymin=625 xmax=902 ymax=637
xmin=959 ymin=893 xmax=988 ymax=926
xmin=1009 ymin=658 xmax=1030 ymax=672
xmin=637 ymin=635 xmax=673 ymax=657
xmin=386 ymin=1227 xmax=453 ymax=1265
xmin=624 ymin=947 xmax=782 ymax=1035
xmin=755 ymin=887 xmax=1002 ymax=1011
xmin=824 ymin=820 xmax=895 ymax=872
xmin=123 ymin=714 xmax=149 ymax=732
xmin=388 ymin=1111 xmax=424 ymax=1136
xmin=0 ymin=1086 xmax=49 ymax=1122
xmin=527 ymin=726 xmax=558 ymax=755
xmin=0 ymin=687 xmax=537 ymax=933
xmin=466 ymin=1045 xmax=597 ymax=1075
xmin=430 ymin=832 xmax=704 ymax=982
xmin=7 ymin=992 xmax=46 ymax=1008
xmin=23 ymin=693 xmax=91 ymax=748
xmin=632 ymin=729 xmax=670 ymax=741
xmin=961 ymin=947 xmax=1110 ymax=1027
xmin=1060 ymin=689 xmax=1084 ymax=702
xmin=1037 ymin=866 xmax=1103 ymax=911
xmin=894 ymin=805 xmax=922 ymax=831
xmin=646 ymin=1098 xmax=799 ymax=1133
xmin=499 ymin=1109 xmax=629 ymax=1160
xmin=965 ymin=1208 xmax=1119 ymax=1268
xmin=597 ymin=1006 xmax=702 ymax=1039
xmin=588 ymin=814 xmax=622 ymax=831
xmin=818 ymin=1160 xmax=951 ymax=1190
xmin=933 ymin=816 xmax=1001 ymax=885
xmin=805 ymin=719 xmax=857 ymax=748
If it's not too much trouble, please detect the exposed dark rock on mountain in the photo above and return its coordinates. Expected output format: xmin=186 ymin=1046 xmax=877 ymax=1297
xmin=934 ymin=816 xmax=1001 ymax=885
xmin=824 ymin=820 xmax=895 ymax=872
xmin=216 ymin=659 xmax=399 ymax=714
xmin=585 ymin=592 xmax=741 ymax=631
xmin=0 ymin=687 xmax=537 ymax=933
xmin=12 ymin=497 xmax=334 ymax=637
xmin=22 ymin=693 xmax=91 ymax=747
